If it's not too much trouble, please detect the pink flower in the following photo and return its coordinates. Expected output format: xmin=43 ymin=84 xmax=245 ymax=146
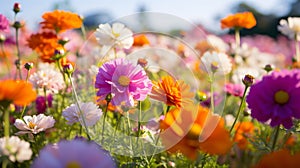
xmin=0 ymin=14 xmax=10 ymax=33
xmin=95 ymin=58 xmax=152 ymax=107
xmin=224 ymin=83 xmax=245 ymax=97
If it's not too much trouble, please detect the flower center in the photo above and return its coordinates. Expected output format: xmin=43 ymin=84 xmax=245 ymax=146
xmin=211 ymin=61 xmax=219 ymax=72
xmin=66 ymin=161 xmax=82 ymax=168
xmin=112 ymin=31 xmax=120 ymax=38
xmin=187 ymin=123 xmax=202 ymax=140
xmin=274 ymin=90 xmax=289 ymax=105
xmin=28 ymin=121 xmax=36 ymax=129
xmin=118 ymin=75 xmax=130 ymax=86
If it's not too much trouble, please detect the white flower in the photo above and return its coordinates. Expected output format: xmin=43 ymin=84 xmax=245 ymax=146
xmin=29 ymin=64 xmax=65 ymax=93
xmin=206 ymin=35 xmax=228 ymax=52
xmin=201 ymin=51 xmax=232 ymax=75
xmin=278 ymin=17 xmax=300 ymax=40
xmin=14 ymin=114 xmax=55 ymax=135
xmin=62 ymin=102 xmax=102 ymax=127
xmin=0 ymin=136 xmax=32 ymax=162
xmin=95 ymin=22 xmax=134 ymax=49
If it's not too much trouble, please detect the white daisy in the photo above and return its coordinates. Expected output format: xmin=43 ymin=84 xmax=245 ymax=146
xmin=278 ymin=17 xmax=300 ymax=40
xmin=14 ymin=114 xmax=55 ymax=135
xmin=0 ymin=136 xmax=32 ymax=162
xmin=62 ymin=102 xmax=102 ymax=127
xmin=201 ymin=51 xmax=232 ymax=75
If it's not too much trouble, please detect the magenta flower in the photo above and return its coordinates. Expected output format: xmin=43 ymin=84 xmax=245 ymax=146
xmin=224 ymin=83 xmax=244 ymax=98
xmin=31 ymin=139 xmax=116 ymax=168
xmin=35 ymin=94 xmax=53 ymax=114
xmin=95 ymin=58 xmax=152 ymax=107
xmin=0 ymin=14 xmax=10 ymax=33
xmin=247 ymin=69 xmax=300 ymax=129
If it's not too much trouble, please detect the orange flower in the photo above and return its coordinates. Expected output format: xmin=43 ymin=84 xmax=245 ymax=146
xmin=160 ymin=105 xmax=232 ymax=160
xmin=255 ymin=149 xmax=300 ymax=168
xmin=41 ymin=10 xmax=82 ymax=33
xmin=0 ymin=80 xmax=37 ymax=107
xmin=27 ymin=32 xmax=62 ymax=62
xmin=220 ymin=12 xmax=256 ymax=29
xmin=133 ymin=34 xmax=150 ymax=46
xmin=150 ymin=76 xmax=194 ymax=108
xmin=233 ymin=121 xmax=255 ymax=150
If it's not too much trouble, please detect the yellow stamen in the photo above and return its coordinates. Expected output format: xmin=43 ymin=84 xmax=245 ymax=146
xmin=66 ymin=161 xmax=81 ymax=168
xmin=118 ymin=75 xmax=130 ymax=86
xmin=274 ymin=90 xmax=289 ymax=105
xmin=28 ymin=122 xmax=36 ymax=129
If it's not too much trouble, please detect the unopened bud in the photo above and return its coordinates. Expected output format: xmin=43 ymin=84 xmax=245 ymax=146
xmin=63 ymin=63 xmax=74 ymax=75
xmin=137 ymin=58 xmax=148 ymax=67
xmin=53 ymin=48 xmax=65 ymax=60
xmin=24 ymin=62 xmax=33 ymax=70
xmin=264 ymin=64 xmax=273 ymax=73
xmin=13 ymin=3 xmax=21 ymax=13
xmin=0 ymin=34 xmax=6 ymax=43
xmin=13 ymin=21 xmax=22 ymax=29
xmin=196 ymin=91 xmax=207 ymax=102
xmin=242 ymin=74 xmax=254 ymax=87
xmin=58 ymin=38 xmax=69 ymax=46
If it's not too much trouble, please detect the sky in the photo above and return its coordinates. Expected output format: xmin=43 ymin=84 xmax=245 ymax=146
xmin=0 ymin=0 xmax=292 ymax=33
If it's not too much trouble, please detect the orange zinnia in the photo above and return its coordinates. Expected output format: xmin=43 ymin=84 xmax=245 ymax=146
xmin=160 ymin=105 xmax=232 ymax=160
xmin=133 ymin=34 xmax=150 ymax=46
xmin=255 ymin=149 xmax=300 ymax=168
xmin=41 ymin=10 xmax=82 ymax=33
xmin=27 ymin=32 xmax=62 ymax=62
xmin=233 ymin=121 xmax=255 ymax=150
xmin=0 ymin=80 xmax=37 ymax=107
xmin=150 ymin=76 xmax=194 ymax=108
xmin=220 ymin=12 xmax=256 ymax=29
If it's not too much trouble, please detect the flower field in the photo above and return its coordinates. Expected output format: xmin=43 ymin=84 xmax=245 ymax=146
xmin=1 ymin=2 xmax=300 ymax=168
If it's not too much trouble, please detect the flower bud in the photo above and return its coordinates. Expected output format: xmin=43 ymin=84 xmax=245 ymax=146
xmin=13 ymin=3 xmax=21 ymax=13
xmin=0 ymin=34 xmax=6 ymax=43
xmin=137 ymin=58 xmax=148 ymax=67
xmin=242 ymin=74 xmax=254 ymax=87
xmin=14 ymin=59 xmax=21 ymax=68
xmin=211 ymin=61 xmax=219 ymax=73
xmin=53 ymin=48 xmax=66 ymax=60
xmin=63 ymin=63 xmax=74 ymax=75
xmin=263 ymin=64 xmax=273 ymax=73
xmin=12 ymin=21 xmax=22 ymax=29
xmin=24 ymin=62 xmax=34 ymax=70
xmin=58 ymin=38 xmax=70 ymax=46
xmin=196 ymin=91 xmax=207 ymax=102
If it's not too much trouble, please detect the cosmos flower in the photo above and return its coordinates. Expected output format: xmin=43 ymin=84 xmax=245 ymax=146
xmin=247 ymin=69 xmax=300 ymax=129
xmin=0 ymin=14 xmax=10 ymax=33
xmin=0 ymin=80 xmax=37 ymax=107
xmin=95 ymin=22 xmax=134 ymax=49
xmin=62 ymin=102 xmax=102 ymax=127
xmin=224 ymin=83 xmax=245 ymax=98
xmin=278 ymin=17 xmax=300 ymax=40
xmin=221 ymin=12 xmax=256 ymax=29
xmin=95 ymin=58 xmax=152 ymax=107
xmin=40 ymin=10 xmax=82 ymax=33
xmin=14 ymin=114 xmax=55 ymax=135
xmin=31 ymin=139 xmax=116 ymax=168
xmin=150 ymin=76 xmax=194 ymax=108
xmin=201 ymin=51 xmax=232 ymax=75
xmin=35 ymin=94 xmax=53 ymax=114
xmin=0 ymin=136 xmax=32 ymax=162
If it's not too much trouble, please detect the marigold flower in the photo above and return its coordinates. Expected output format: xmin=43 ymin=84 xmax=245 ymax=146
xmin=41 ymin=10 xmax=82 ymax=33
xmin=150 ymin=76 xmax=194 ymax=108
xmin=0 ymin=80 xmax=37 ymax=107
xmin=221 ymin=12 xmax=256 ymax=29
xmin=160 ymin=105 xmax=232 ymax=160
xmin=255 ymin=149 xmax=300 ymax=168
xmin=233 ymin=121 xmax=255 ymax=150
xmin=133 ymin=34 xmax=150 ymax=46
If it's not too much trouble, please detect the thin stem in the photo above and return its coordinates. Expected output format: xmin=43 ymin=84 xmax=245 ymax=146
xmin=295 ymin=35 xmax=300 ymax=61
xmin=230 ymin=86 xmax=249 ymax=133
xmin=271 ymin=126 xmax=280 ymax=152
xmin=136 ymin=101 xmax=142 ymax=146
xmin=235 ymin=28 xmax=241 ymax=50
xmin=15 ymin=28 xmax=22 ymax=80
xmin=0 ymin=43 xmax=11 ymax=77
xmin=209 ymin=74 xmax=215 ymax=113
xmin=101 ymin=100 xmax=109 ymax=144
xmin=43 ymin=87 xmax=50 ymax=114
xmin=68 ymin=73 xmax=91 ymax=140
xmin=19 ymin=106 xmax=27 ymax=119
xmin=4 ymin=107 xmax=10 ymax=137
xmin=2 ymin=158 xmax=8 ymax=168
xmin=80 ymin=24 xmax=87 ymax=41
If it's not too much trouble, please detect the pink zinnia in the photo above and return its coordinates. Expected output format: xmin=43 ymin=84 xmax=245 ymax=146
xmin=95 ymin=58 xmax=152 ymax=107
xmin=224 ymin=83 xmax=244 ymax=98
xmin=0 ymin=14 xmax=10 ymax=33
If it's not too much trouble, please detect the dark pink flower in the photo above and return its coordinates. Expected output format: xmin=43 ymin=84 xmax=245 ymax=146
xmin=0 ymin=14 xmax=10 ymax=33
xmin=35 ymin=95 xmax=53 ymax=114
xmin=95 ymin=58 xmax=152 ymax=107
xmin=225 ymin=83 xmax=244 ymax=97
xmin=247 ymin=69 xmax=300 ymax=129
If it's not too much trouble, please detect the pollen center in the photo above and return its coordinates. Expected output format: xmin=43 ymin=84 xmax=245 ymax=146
xmin=66 ymin=161 xmax=82 ymax=168
xmin=28 ymin=122 xmax=36 ymax=129
xmin=274 ymin=90 xmax=289 ymax=105
xmin=118 ymin=75 xmax=130 ymax=86
xmin=187 ymin=123 xmax=202 ymax=140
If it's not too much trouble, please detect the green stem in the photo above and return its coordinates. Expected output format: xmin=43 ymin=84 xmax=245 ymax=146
xmin=101 ymin=101 xmax=109 ymax=144
xmin=295 ymin=35 xmax=300 ymax=61
xmin=15 ymin=28 xmax=22 ymax=80
xmin=4 ymin=107 xmax=10 ymax=137
xmin=43 ymin=87 xmax=50 ymax=114
xmin=271 ymin=126 xmax=280 ymax=152
xmin=235 ymin=27 xmax=241 ymax=50
xmin=136 ymin=101 xmax=142 ymax=145
xmin=209 ymin=74 xmax=215 ymax=113
xmin=230 ymin=86 xmax=249 ymax=133
xmin=2 ymin=158 xmax=8 ymax=168
xmin=68 ymin=73 xmax=91 ymax=140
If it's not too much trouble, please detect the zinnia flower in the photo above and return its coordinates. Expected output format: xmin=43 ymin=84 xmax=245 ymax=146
xmin=0 ymin=136 xmax=32 ymax=162
xmin=200 ymin=51 xmax=232 ymax=75
xmin=224 ymin=83 xmax=245 ymax=97
xmin=278 ymin=17 xmax=300 ymax=40
xmin=95 ymin=58 xmax=152 ymax=107
xmin=29 ymin=65 xmax=65 ymax=93
xmin=255 ymin=149 xmax=300 ymax=168
xmin=150 ymin=76 xmax=194 ymax=108
xmin=95 ymin=22 xmax=134 ymax=49
xmin=233 ymin=121 xmax=255 ymax=150
xmin=221 ymin=12 xmax=256 ymax=29
xmin=40 ymin=10 xmax=82 ymax=33
xmin=14 ymin=114 xmax=55 ymax=135
xmin=247 ymin=69 xmax=300 ymax=129
xmin=31 ymin=139 xmax=116 ymax=168
xmin=160 ymin=105 xmax=232 ymax=160
xmin=0 ymin=80 xmax=36 ymax=107
xmin=62 ymin=102 xmax=102 ymax=127
xmin=0 ymin=14 xmax=10 ymax=33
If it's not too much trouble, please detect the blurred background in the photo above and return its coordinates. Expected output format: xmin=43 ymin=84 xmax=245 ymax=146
xmin=0 ymin=0 xmax=298 ymax=37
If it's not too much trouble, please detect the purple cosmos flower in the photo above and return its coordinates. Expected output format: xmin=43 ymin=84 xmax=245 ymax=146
xmin=35 ymin=94 xmax=53 ymax=114
xmin=224 ymin=83 xmax=244 ymax=98
xmin=31 ymin=139 xmax=116 ymax=168
xmin=247 ymin=69 xmax=300 ymax=129
xmin=95 ymin=58 xmax=152 ymax=107
xmin=0 ymin=14 xmax=10 ymax=33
